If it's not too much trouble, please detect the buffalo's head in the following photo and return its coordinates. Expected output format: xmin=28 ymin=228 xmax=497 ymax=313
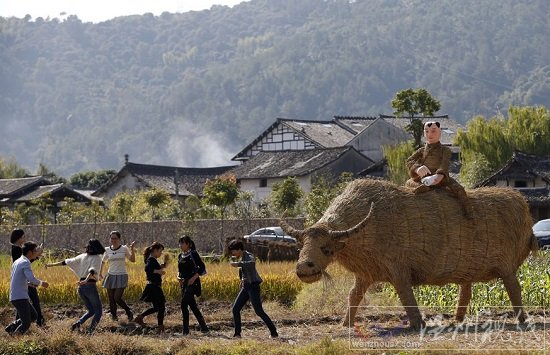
xmin=280 ymin=203 xmax=374 ymax=283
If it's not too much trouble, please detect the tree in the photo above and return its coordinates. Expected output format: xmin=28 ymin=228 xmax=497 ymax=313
xmin=391 ymin=88 xmax=441 ymax=148
xmin=143 ymin=188 xmax=171 ymax=222
xmin=202 ymin=174 xmax=239 ymax=252
xmin=303 ymin=172 xmax=353 ymax=226
xmin=27 ymin=193 xmax=55 ymax=246
xmin=36 ymin=163 xmax=66 ymax=184
xmin=270 ymin=176 xmax=304 ymax=216
xmin=69 ymin=169 xmax=117 ymax=189
xmin=456 ymin=106 xmax=550 ymax=185
xmin=383 ymin=141 xmax=416 ymax=185
xmin=80 ymin=200 xmax=107 ymax=237
xmin=108 ymin=191 xmax=135 ymax=223
xmin=0 ymin=156 xmax=28 ymax=178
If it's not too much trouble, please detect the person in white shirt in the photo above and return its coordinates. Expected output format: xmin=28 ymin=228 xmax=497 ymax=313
xmin=6 ymin=241 xmax=49 ymax=335
xmin=46 ymin=238 xmax=105 ymax=333
xmin=98 ymin=231 xmax=136 ymax=321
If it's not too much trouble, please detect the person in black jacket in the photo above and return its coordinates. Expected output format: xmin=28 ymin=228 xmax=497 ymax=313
xmin=134 ymin=242 xmax=168 ymax=333
xmin=228 ymin=239 xmax=278 ymax=338
xmin=5 ymin=229 xmax=45 ymax=334
xmin=177 ymin=235 xmax=209 ymax=335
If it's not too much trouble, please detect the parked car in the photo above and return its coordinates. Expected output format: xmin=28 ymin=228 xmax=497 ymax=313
xmin=244 ymin=227 xmax=297 ymax=244
xmin=533 ymin=219 xmax=550 ymax=250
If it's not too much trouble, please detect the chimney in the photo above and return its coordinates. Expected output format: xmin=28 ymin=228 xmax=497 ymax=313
xmin=124 ymin=154 xmax=129 ymax=165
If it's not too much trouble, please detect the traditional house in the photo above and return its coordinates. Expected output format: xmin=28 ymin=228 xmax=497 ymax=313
xmin=0 ymin=176 xmax=94 ymax=222
xmin=92 ymin=157 xmax=236 ymax=202
xmin=230 ymin=146 xmax=373 ymax=203
xmin=476 ymin=151 xmax=550 ymax=220
xmin=232 ymin=115 xmax=463 ymax=164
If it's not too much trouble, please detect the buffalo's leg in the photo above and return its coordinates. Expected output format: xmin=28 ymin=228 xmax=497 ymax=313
xmin=343 ymin=277 xmax=371 ymax=327
xmin=393 ymin=280 xmax=425 ymax=330
xmin=455 ymin=283 xmax=472 ymax=322
xmin=502 ymin=274 xmax=527 ymax=323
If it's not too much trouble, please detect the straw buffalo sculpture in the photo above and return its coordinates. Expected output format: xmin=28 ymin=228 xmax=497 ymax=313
xmin=280 ymin=178 xmax=537 ymax=330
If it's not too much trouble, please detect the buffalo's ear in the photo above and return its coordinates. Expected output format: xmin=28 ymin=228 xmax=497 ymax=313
xmin=333 ymin=241 xmax=347 ymax=252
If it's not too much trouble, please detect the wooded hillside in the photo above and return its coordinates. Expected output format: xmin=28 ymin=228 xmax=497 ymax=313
xmin=1 ymin=0 xmax=548 ymax=176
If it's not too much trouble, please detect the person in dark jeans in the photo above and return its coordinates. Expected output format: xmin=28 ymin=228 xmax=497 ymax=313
xmin=228 ymin=239 xmax=278 ymax=338
xmin=46 ymin=239 xmax=105 ymax=333
xmin=177 ymin=235 xmax=209 ymax=335
xmin=5 ymin=229 xmax=46 ymax=333
xmin=7 ymin=241 xmax=49 ymax=335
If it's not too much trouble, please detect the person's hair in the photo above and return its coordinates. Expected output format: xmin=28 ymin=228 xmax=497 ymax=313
xmin=227 ymin=239 xmax=244 ymax=251
xmin=143 ymin=241 xmax=164 ymax=263
xmin=424 ymin=121 xmax=440 ymax=129
xmin=10 ymin=229 xmax=25 ymax=244
xmin=22 ymin=241 xmax=38 ymax=256
xmin=85 ymin=239 xmax=105 ymax=255
xmin=178 ymin=235 xmax=196 ymax=250
xmin=110 ymin=231 xmax=121 ymax=239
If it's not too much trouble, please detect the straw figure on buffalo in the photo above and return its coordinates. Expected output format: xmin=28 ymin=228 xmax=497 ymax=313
xmin=405 ymin=120 xmax=474 ymax=219
xmin=280 ymin=178 xmax=537 ymax=330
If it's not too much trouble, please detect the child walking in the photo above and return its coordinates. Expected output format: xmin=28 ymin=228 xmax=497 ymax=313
xmin=134 ymin=242 xmax=168 ymax=333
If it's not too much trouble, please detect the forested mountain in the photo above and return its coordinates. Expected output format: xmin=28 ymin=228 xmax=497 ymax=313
xmin=1 ymin=0 xmax=548 ymax=176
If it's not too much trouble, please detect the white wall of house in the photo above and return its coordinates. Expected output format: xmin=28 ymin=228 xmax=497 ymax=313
xmin=95 ymin=173 xmax=143 ymax=201
xmin=239 ymin=175 xmax=311 ymax=204
xmin=348 ymin=119 xmax=411 ymax=161
xmin=493 ymin=176 xmax=547 ymax=188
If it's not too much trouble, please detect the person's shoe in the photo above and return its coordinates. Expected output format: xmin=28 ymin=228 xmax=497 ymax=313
xmin=4 ymin=322 xmax=17 ymax=334
xmin=70 ymin=322 xmax=80 ymax=332
xmin=134 ymin=315 xmax=145 ymax=327
xmin=270 ymin=332 xmax=279 ymax=338
xmin=36 ymin=318 xmax=46 ymax=327
xmin=126 ymin=310 xmax=134 ymax=322
xmin=200 ymin=327 xmax=210 ymax=333
xmin=233 ymin=333 xmax=241 ymax=338
xmin=157 ymin=325 xmax=165 ymax=334
xmin=111 ymin=314 xmax=119 ymax=321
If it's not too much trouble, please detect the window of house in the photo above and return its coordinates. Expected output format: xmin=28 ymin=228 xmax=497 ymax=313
xmin=259 ymin=178 xmax=267 ymax=187
xmin=514 ymin=180 xmax=527 ymax=188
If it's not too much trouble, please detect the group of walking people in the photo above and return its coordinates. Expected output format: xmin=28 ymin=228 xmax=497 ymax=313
xmin=6 ymin=229 xmax=277 ymax=338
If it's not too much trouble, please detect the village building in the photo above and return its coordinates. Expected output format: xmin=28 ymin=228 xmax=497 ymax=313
xmin=92 ymin=156 xmax=236 ymax=202
xmin=0 ymin=176 xmax=94 ymax=222
xmin=476 ymin=151 xmax=550 ymax=221
xmin=232 ymin=114 xmax=463 ymax=164
xmin=230 ymin=146 xmax=373 ymax=203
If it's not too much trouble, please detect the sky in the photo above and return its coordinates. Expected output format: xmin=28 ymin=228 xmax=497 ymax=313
xmin=0 ymin=0 xmax=249 ymax=23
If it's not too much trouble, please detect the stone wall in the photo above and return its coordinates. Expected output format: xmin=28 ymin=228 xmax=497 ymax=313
xmin=0 ymin=218 xmax=305 ymax=255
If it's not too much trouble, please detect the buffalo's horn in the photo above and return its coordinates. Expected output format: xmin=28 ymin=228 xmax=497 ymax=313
xmin=279 ymin=218 xmax=305 ymax=241
xmin=328 ymin=202 xmax=374 ymax=240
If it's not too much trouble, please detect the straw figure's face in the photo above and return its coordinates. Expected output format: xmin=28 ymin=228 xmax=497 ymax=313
xmin=294 ymin=226 xmax=343 ymax=283
xmin=280 ymin=203 xmax=374 ymax=283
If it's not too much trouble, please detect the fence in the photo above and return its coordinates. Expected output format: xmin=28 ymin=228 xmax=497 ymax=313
xmin=0 ymin=217 xmax=304 ymax=255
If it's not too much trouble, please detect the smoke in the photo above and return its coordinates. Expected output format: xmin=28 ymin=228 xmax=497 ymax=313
xmin=166 ymin=120 xmax=235 ymax=167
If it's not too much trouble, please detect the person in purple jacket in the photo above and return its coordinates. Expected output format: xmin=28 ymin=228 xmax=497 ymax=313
xmin=6 ymin=241 xmax=49 ymax=335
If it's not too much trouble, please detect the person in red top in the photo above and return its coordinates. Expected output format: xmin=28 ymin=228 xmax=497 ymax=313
xmin=405 ymin=121 xmax=474 ymax=219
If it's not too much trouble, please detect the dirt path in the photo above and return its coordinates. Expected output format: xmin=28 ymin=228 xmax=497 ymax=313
xmin=1 ymin=302 xmax=548 ymax=352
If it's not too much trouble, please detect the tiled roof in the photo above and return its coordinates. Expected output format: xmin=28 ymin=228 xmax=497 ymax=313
xmin=281 ymin=119 xmax=355 ymax=148
xmin=346 ymin=115 xmax=463 ymax=145
xmin=13 ymin=184 xmax=64 ymax=201
xmin=109 ymin=163 xmax=237 ymax=196
xmin=0 ymin=176 xmax=48 ymax=197
xmin=517 ymin=187 xmax=550 ymax=206
xmin=477 ymin=151 xmax=550 ymax=187
xmin=231 ymin=147 xmax=371 ymax=179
